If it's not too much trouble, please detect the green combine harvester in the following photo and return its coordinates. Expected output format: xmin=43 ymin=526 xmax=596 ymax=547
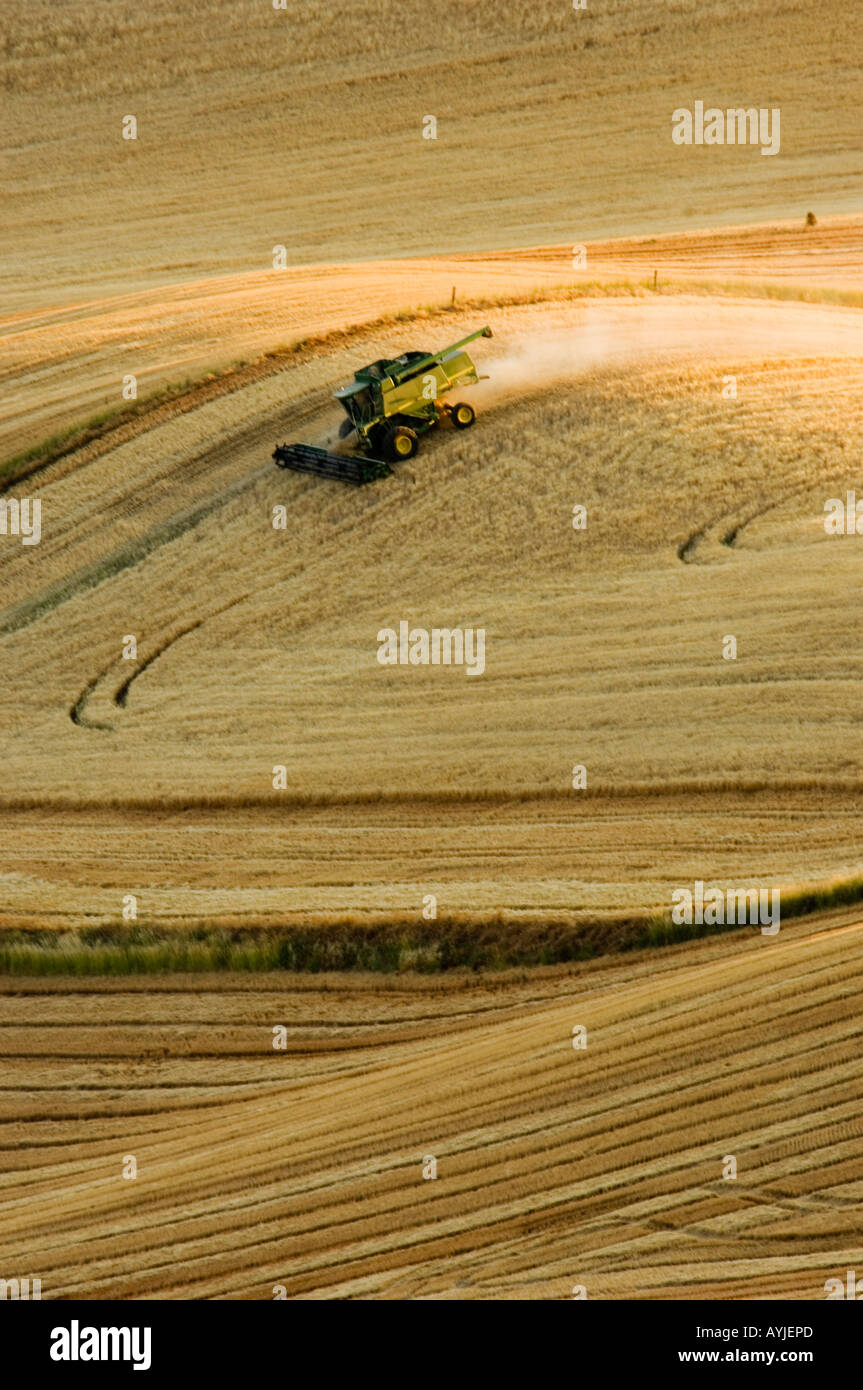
xmin=273 ymin=325 xmax=493 ymax=485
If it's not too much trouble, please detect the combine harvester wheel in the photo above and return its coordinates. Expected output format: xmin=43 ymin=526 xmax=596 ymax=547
xmin=450 ymin=402 xmax=475 ymax=429
xmin=381 ymin=424 xmax=419 ymax=460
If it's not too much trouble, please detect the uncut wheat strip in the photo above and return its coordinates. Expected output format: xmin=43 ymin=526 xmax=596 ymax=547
xmin=1 ymin=791 xmax=841 ymax=852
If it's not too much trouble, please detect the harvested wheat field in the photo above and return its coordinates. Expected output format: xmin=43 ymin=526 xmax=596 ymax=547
xmin=3 ymin=279 xmax=863 ymax=932
xmin=3 ymin=252 xmax=863 ymax=1297
xmin=1 ymin=907 xmax=862 ymax=1299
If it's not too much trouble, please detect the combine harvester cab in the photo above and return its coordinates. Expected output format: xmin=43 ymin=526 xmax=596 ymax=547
xmin=273 ymin=326 xmax=493 ymax=485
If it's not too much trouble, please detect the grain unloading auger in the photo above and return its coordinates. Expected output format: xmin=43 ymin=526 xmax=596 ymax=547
xmin=273 ymin=326 xmax=493 ymax=484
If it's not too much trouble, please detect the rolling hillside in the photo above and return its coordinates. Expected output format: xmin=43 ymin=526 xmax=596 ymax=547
xmin=2 ymin=0 xmax=862 ymax=1304
xmin=1 ymin=908 xmax=861 ymax=1298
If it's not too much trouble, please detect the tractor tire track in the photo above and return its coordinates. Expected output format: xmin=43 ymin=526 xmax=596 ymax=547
xmin=72 ymin=593 xmax=252 ymax=732
xmin=69 ymin=657 xmax=117 ymax=731
xmin=0 ymin=400 xmax=328 ymax=638
xmin=678 ymin=479 xmax=844 ymax=564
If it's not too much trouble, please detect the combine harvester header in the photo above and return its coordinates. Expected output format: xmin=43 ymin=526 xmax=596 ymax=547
xmin=273 ymin=326 xmax=493 ymax=485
